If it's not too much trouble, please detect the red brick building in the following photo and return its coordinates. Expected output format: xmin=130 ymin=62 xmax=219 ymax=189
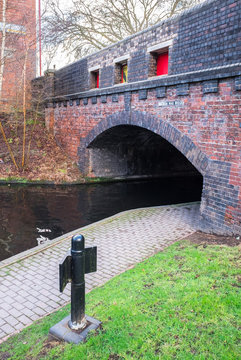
xmin=0 ymin=0 xmax=36 ymax=111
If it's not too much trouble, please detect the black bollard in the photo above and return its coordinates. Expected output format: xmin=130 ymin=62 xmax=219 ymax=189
xmin=69 ymin=234 xmax=86 ymax=330
xmin=49 ymin=234 xmax=101 ymax=344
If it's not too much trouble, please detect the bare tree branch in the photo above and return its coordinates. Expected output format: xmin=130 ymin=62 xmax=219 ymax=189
xmin=43 ymin=0 xmax=204 ymax=62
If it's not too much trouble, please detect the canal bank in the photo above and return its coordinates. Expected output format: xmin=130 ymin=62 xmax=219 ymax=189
xmin=0 ymin=202 xmax=200 ymax=342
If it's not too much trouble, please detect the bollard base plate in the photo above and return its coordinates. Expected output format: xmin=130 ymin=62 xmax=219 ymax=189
xmin=49 ymin=315 xmax=101 ymax=344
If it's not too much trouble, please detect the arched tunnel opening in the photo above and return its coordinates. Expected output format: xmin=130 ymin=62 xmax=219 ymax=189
xmin=87 ymin=125 xmax=203 ymax=203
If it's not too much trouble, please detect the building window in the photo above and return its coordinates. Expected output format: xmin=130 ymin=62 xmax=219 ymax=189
xmin=121 ymin=63 xmax=128 ymax=83
xmin=114 ymin=55 xmax=129 ymax=84
xmin=147 ymin=40 xmax=172 ymax=77
xmin=95 ymin=71 xmax=99 ymax=88
xmin=91 ymin=70 xmax=99 ymax=89
xmin=89 ymin=66 xmax=100 ymax=89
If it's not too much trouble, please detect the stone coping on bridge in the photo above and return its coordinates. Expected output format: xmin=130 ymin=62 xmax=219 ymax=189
xmin=0 ymin=202 xmax=200 ymax=342
xmin=45 ymin=63 xmax=241 ymax=105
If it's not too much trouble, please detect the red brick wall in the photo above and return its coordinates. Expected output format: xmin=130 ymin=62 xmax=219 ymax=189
xmin=52 ymin=96 xmax=125 ymax=159
xmin=48 ymin=79 xmax=240 ymax=169
xmin=0 ymin=0 xmax=36 ymax=110
xmin=45 ymin=76 xmax=241 ymax=235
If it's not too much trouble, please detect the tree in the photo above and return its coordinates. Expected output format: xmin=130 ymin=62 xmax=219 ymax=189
xmin=43 ymin=0 xmax=204 ymax=60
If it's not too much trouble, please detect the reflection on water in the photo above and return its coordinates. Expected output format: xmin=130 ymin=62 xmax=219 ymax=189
xmin=36 ymin=228 xmax=52 ymax=245
xmin=0 ymin=176 xmax=202 ymax=261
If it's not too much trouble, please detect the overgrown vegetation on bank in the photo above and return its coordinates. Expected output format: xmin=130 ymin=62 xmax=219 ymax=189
xmin=0 ymin=118 xmax=82 ymax=184
xmin=0 ymin=239 xmax=240 ymax=359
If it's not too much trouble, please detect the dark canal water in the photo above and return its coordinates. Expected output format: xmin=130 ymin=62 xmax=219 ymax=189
xmin=0 ymin=176 xmax=202 ymax=261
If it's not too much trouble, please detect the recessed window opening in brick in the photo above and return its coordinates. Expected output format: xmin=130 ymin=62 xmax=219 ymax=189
xmin=149 ymin=49 xmax=169 ymax=77
xmin=121 ymin=63 xmax=128 ymax=83
xmin=90 ymin=70 xmax=99 ymax=89
xmin=148 ymin=40 xmax=172 ymax=77
xmin=87 ymin=125 xmax=203 ymax=200
xmin=114 ymin=55 xmax=129 ymax=84
xmin=114 ymin=61 xmax=128 ymax=84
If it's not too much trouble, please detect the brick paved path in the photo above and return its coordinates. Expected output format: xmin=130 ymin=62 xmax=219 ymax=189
xmin=0 ymin=202 xmax=200 ymax=343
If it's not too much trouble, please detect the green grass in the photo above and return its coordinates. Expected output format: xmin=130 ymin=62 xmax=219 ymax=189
xmin=0 ymin=240 xmax=240 ymax=360
xmin=0 ymin=176 xmax=28 ymax=183
xmin=0 ymin=178 xmax=54 ymax=185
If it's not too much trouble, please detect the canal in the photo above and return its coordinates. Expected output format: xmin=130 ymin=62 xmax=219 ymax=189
xmin=0 ymin=175 xmax=202 ymax=261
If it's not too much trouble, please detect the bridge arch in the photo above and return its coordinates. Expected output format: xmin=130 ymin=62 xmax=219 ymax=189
xmin=79 ymin=111 xmax=209 ymax=176
xmin=77 ymin=110 xmax=218 ymax=231
xmin=75 ymin=109 xmax=239 ymax=235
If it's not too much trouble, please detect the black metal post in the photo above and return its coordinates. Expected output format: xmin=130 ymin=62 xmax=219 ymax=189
xmin=50 ymin=234 xmax=100 ymax=343
xmin=69 ymin=234 xmax=86 ymax=330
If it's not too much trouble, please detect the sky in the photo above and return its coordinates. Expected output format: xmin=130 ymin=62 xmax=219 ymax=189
xmin=38 ymin=0 xmax=74 ymax=75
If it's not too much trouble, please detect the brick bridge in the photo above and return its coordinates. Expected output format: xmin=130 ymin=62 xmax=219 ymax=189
xmin=36 ymin=0 xmax=241 ymax=236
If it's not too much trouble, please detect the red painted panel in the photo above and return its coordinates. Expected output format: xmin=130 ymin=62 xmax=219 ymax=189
xmin=96 ymin=71 xmax=99 ymax=88
xmin=156 ymin=52 xmax=168 ymax=76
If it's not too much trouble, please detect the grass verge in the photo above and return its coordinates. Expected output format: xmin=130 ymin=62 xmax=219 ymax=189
xmin=0 ymin=240 xmax=240 ymax=360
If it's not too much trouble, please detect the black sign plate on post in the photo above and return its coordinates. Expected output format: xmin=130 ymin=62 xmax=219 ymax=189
xmin=59 ymin=250 xmax=72 ymax=292
xmin=85 ymin=246 xmax=97 ymax=274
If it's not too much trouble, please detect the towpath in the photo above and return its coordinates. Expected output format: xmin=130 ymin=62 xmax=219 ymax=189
xmin=0 ymin=202 xmax=200 ymax=342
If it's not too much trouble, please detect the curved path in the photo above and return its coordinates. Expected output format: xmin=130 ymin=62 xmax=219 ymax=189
xmin=0 ymin=202 xmax=200 ymax=343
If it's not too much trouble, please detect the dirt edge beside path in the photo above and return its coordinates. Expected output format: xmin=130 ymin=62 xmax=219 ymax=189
xmin=186 ymin=231 xmax=241 ymax=247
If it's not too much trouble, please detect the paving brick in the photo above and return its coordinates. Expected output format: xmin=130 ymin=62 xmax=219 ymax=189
xmin=59 ymin=293 xmax=70 ymax=302
xmin=0 ymin=318 xmax=5 ymax=326
xmin=18 ymin=315 xmax=31 ymax=326
xmin=33 ymin=307 xmax=46 ymax=316
xmin=1 ymin=280 xmax=13 ymax=287
xmin=0 ymin=330 xmax=6 ymax=337
xmin=22 ymin=308 xmax=35 ymax=318
xmin=0 ymin=285 xmax=9 ymax=293
xmin=24 ymin=295 xmax=38 ymax=304
xmin=6 ymin=315 xmax=18 ymax=327
xmin=12 ymin=302 xmax=24 ymax=311
xmin=15 ymin=323 xmax=25 ymax=330
xmin=0 ymin=309 xmax=9 ymax=318
xmin=1 ymin=323 xmax=15 ymax=335
xmin=8 ymin=308 xmax=22 ymax=318
xmin=35 ymin=301 xmax=48 ymax=309
xmin=1 ymin=303 xmax=12 ymax=312
xmin=24 ymin=301 xmax=37 ymax=310
xmin=14 ymin=296 xmax=25 ymax=304
xmin=48 ymin=294 xmax=61 ymax=303
xmin=29 ymin=314 xmax=39 ymax=321
xmin=17 ymin=290 xmax=29 ymax=298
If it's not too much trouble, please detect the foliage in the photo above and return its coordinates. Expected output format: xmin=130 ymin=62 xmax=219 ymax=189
xmin=0 ymin=122 xmax=83 ymax=184
xmin=0 ymin=240 xmax=240 ymax=359
xmin=0 ymin=105 xmax=43 ymax=172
